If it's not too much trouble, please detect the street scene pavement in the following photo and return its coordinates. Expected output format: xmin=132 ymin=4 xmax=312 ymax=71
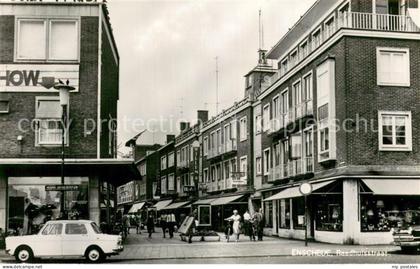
xmin=1 ymin=228 xmax=419 ymax=264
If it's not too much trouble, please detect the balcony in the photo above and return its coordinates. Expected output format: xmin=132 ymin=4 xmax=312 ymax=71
xmin=289 ymin=100 xmax=313 ymax=123
xmin=207 ymin=140 xmax=238 ymax=159
xmin=177 ymin=160 xmax=189 ymax=169
xmin=267 ymin=156 xmax=314 ymax=182
xmin=268 ymin=114 xmax=289 ymax=135
xmin=260 ymin=12 xmax=420 ymax=95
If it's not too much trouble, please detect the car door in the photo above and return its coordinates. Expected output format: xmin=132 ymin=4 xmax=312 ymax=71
xmin=61 ymin=223 xmax=90 ymax=257
xmin=34 ymin=223 xmax=63 ymax=257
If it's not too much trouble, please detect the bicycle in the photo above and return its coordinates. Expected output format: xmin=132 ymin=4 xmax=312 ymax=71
xmin=224 ymin=220 xmax=233 ymax=242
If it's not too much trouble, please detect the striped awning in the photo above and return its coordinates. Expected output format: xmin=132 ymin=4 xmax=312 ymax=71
xmin=193 ymin=198 xmax=216 ymax=205
xmin=128 ymin=202 xmax=145 ymax=213
xmin=362 ymin=179 xmax=420 ymax=195
xmin=210 ymin=195 xmax=244 ymax=206
xmin=153 ymin=200 xmax=173 ymax=211
xmin=264 ymin=180 xmax=335 ymax=201
xmin=162 ymin=201 xmax=191 ymax=210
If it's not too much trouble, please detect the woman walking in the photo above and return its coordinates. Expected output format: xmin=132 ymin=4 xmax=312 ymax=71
xmin=225 ymin=210 xmax=241 ymax=242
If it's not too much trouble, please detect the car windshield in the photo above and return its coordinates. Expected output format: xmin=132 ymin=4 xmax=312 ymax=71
xmin=91 ymin=222 xmax=102 ymax=234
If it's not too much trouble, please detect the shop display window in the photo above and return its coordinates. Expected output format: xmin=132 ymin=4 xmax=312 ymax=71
xmin=279 ymin=199 xmax=291 ymax=229
xmin=315 ymin=194 xmax=343 ymax=232
xmin=198 ymin=205 xmax=211 ymax=226
xmin=8 ymin=177 xmax=89 ymax=235
xmin=361 ymin=195 xmax=420 ymax=232
xmin=292 ymin=197 xmax=305 ymax=230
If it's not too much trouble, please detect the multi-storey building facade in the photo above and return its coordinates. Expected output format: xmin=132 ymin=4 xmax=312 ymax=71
xmin=257 ymin=0 xmax=420 ymax=245
xmin=0 ymin=0 xmax=138 ymax=234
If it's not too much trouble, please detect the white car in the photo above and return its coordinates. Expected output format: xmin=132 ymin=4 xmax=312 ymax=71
xmin=5 ymin=220 xmax=123 ymax=263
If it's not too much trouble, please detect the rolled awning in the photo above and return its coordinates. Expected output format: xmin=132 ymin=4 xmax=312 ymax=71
xmin=193 ymin=198 xmax=216 ymax=205
xmin=162 ymin=201 xmax=191 ymax=210
xmin=362 ymin=179 xmax=420 ymax=195
xmin=264 ymin=180 xmax=336 ymax=201
xmin=153 ymin=200 xmax=173 ymax=211
xmin=128 ymin=202 xmax=145 ymax=213
xmin=210 ymin=195 xmax=244 ymax=206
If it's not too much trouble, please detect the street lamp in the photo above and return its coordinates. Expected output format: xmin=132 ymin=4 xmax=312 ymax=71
xmin=299 ymin=182 xmax=313 ymax=247
xmin=53 ymin=80 xmax=74 ymax=216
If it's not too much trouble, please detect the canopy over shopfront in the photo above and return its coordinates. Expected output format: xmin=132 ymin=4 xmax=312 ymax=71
xmin=264 ymin=180 xmax=336 ymax=201
xmin=0 ymin=158 xmax=141 ymax=185
xmin=129 ymin=202 xmax=146 ymax=214
xmin=193 ymin=198 xmax=216 ymax=205
xmin=154 ymin=200 xmax=173 ymax=211
xmin=362 ymin=179 xmax=420 ymax=195
xmin=210 ymin=194 xmax=245 ymax=206
xmin=162 ymin=201 xmax=191 ymax=210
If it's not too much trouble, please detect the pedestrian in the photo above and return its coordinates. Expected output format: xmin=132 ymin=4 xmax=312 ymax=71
xmin=167 ymin=213 xmax=176 ymax=238
xmin=122 ymin=214 xmax=130 ymax=238
xmin=253 ymin=208 xmax=265 ymax=241
xmin=243 ymin=210 xmax=255 ymax=241
xmin=135 ymin=214 xmax=142 ymax=234
xmin=187 ymin=209 xmax=198 ymax=244
xmin=225 ymin=209 xmax=241 ymax=242
xmin=160 ymin=214 xmax=167 ymax=238
xmin=146 ymin=215 xmax=154 ymax=239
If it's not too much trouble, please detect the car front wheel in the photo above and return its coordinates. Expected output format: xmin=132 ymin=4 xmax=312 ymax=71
xmin=85 ymin=247 xmax=104 ymax=263
xmin=15 ymin=246 xmax=33 ymax=263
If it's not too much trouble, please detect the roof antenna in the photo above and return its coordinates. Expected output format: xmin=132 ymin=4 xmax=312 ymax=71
xmin=215 ymin=56 xmax=219 ymax=115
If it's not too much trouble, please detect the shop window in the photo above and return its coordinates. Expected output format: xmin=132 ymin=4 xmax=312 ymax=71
xmin=8 ymin=177 xmax=89 ymax=235
xmin=198 ymin=205 xmax=211 ymax=226
xmin=292 ymin=197 xmax=305 ymax=230
xmin=16 ymin=18 xmax=79 ymax=61
xmin=377 ymin=47 xmax=410 ymax=86
xmin=361 ymin=195 xmax=420 ymax=232
xmin=315 ymin=195 xmax=343 ymax=232
xmin=279 ymin=199 xmax=291 ymax=229
xmin=378 ymin=111 xmax=412 ymax=151
xmin=264 ymin=200 xmax=273 ymax=228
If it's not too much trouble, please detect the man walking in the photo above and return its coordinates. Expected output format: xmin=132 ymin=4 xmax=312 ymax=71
xmin=160 ymin=214 xmax=167 ymax=238
xmin=167 ymin=213 xmax=176 ymax=238
xmin=243 ymin=210 xmax=255 ymax=241
xmin=254 ymin=208 xmax=265 ymax=241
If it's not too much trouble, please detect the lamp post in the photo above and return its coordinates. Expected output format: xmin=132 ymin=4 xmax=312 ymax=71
xmin=299 ymin=182 xmax=313 ymax=247
xmin=53 ymin=80 xmax=74 ymax=215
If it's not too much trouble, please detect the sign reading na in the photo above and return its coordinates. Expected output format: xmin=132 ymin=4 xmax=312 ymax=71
xmin=0 ymin=64 xmax=79 ymax=92
xmin=45 ymin=185 xmax=80 ymax=192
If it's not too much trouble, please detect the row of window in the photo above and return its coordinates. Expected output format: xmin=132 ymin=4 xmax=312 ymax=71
xmin=160 ymin=174 xmax=175 ymax=194
xmin=202 ymin=156 xmax=247 ymax=183
xmin=160 ymin=152 xmax=175 ymax=170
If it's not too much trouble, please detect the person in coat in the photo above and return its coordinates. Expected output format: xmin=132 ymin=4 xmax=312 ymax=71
xmin=146 ymin=215 xmax=154 ymax=239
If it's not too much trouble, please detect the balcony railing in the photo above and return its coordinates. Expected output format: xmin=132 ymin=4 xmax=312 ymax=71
xmin=207 ymin=140 xmax=238 ymax=159
xmin=289 ymin=100 xmax=314 ymax=122
xmin=260 ymin=12 xmax=420 ymax=95
xmin=177 ymin=160 xmax=189 ymax=169
xmin=267 ymin=156 xmax=314 ymax=182
xmin=268 ymin=113 xmax=289 ymax=134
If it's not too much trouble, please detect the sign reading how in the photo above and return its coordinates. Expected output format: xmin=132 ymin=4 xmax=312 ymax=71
xmin=45 ymin=185 xmax=80 ymax=192
xmin=0 ymin=64 xmax=79 ymax=92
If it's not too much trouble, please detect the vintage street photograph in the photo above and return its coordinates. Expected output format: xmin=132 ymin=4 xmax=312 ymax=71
xmin=0 ymin=0 xmax=420 ymax=266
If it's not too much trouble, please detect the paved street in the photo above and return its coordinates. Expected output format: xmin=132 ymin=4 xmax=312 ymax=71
xmin=1 ymin=228 xmax=419 ymax=263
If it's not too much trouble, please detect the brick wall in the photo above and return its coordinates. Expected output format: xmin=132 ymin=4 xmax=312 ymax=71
xmin=0 ymin=16 xmax=99 ymax=159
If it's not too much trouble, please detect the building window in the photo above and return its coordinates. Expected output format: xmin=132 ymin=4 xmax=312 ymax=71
xmin=263 ymin=148 xmax=270 ymax=175
xmin=16 ymin=18 xmax=79 ymax=61
xmin=272 ymin=95 xmax=279 ymax=119
xmin=290 ymin=49 xmax=298 ymax=66
xmin=35 ymin=97 xmax=67 ymax=146
xmin=281 ymin=89 xmax=289 ymax=118
xmin=263 ymin=104 xmax=270 ymax=132
xmin=239 ymin=117 xmax=247 ymax=141
xmin=203 ymin=137 xmax=208 ymax=156
xmin=300 ymin=39 xmax=309 ymax=59
xmin=0 ymin=100 xmax=10 ymax=113
xmin=240 ymin=156 xmax=247 ymax=179
xmin=312 ymin=27 xmax=322 ymax=49
xmin=255 ymin=115 xmax=262 ymax=134
xmin=161 ymin=176 xmax=167 ymax=194
xmin=324 ymin=14 xmax=335 ymax=37
xmin=279 ymin=199 xmax=291 ymax=229
xmin=168 ymin=152 xmax=174 ymax=167
xmin=176 ymin=150 xmax=181 ymax=165
xmin=303 ymin=72 xmax=313 ymax=103
xmin=378 ymin=111 xmax=412 ymax=151
xmin=168 ymin=174 xmax=175 ymax=191
xmin=161 ymin=156 xmax=167 ymax=170
xmin=319 ymin=128 xmax=329 ymax=153
xmin=256 ymin=157 xmax=262 ymax=175
xmin=280 ymin=58 xmax=288 ymax=75
xmin=224 ymin=161 xmax=230 ymax=179
xmin=377 ymin=47 xmax=410 ymax=86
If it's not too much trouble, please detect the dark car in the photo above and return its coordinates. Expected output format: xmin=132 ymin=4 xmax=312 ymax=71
xmin=392 ymin=210 xmax=420 ymax=253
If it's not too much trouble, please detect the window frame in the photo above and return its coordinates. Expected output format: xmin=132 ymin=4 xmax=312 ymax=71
xmin=0 ymin=100 xmax=10 ymax=113
xmin=239 ymin=155 xmax=248 ymax=180
xmin=256 ymin=156 xmax=262 ymax=175
xmin=15 ymin=17 xmax=80 ymax=63
xmin=262 ymin=103 xmax=270 ymax=132
xmin=378 ymin=111 xmax=412 ymax=151
xmin=239 ymin=116 xmax=247 ymax=142
xmin=376 ymin=47 xmax=410 ymax=87
xmin=263 ymin=148 xmax=271 ymax=175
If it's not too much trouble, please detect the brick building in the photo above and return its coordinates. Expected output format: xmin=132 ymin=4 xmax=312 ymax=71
xmin=0 ymin=0 xmax=138 ymax=234
xmin=257 ymin=0 xmax=420 ymax=244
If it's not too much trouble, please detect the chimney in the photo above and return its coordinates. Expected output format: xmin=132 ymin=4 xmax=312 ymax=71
xmin=166 ymin=135 xmax=175 ymax=143
xmin=197 ymin=110 xmax=209 ymax=125
xmin=180 ymin=122 xmax=190 ymax=133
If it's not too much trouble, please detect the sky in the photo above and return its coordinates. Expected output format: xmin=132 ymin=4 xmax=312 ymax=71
xmin=107 ymin=0 xmax=317 ymax=155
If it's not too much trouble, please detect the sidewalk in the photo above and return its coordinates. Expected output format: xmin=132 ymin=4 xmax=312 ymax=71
xmin=111 ymin=229 xmax=399 ymax=261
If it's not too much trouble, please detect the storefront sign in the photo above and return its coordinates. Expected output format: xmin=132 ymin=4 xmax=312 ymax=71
xmin=183 ymin=185 xmax=195 ymax=193
xmin=45 ymin=185 xmax=80 ymax=191
xmin=0 ymin=64 xmax=79 ymax=92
